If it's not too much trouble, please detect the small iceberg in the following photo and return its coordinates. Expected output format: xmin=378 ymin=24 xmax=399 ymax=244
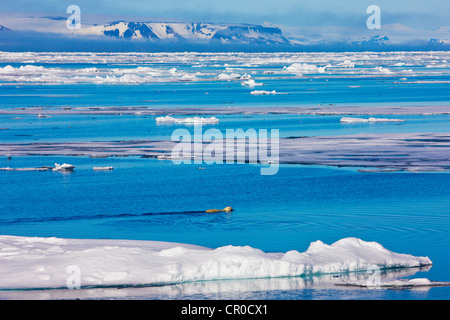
xmin=52 ymin=163 xmax=75 ymax=171
xmin=93 ymin=166 xmax=113 ymax=171
xmin=374 ymin=66 xmax=392 ymax=74
xmin=250 ymin=90 xmax=278 ymax=95
xmin=282 ymin=63 xmax=320 ymax=74
xmin=241 ymin=79 xmax=263 ymax=87
xmin=340 ymin=117 xmax=370 ymax=123
xmin=155 ymin=116 xmax=219 ymax=124
xmin=216 ymin=73 xmax=241 ymax=80
xmin=340 ymin=117 xmax=405 ymax=123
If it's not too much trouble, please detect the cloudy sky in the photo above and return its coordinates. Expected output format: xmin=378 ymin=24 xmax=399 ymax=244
xmin=1 ymin=0 xmax=449 ymax=29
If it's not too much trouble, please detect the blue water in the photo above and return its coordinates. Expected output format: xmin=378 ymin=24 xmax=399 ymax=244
xmin=2 ymin=113 xmax=450 ymax=143
xmin=0 ymin=157 xmax=449 ymax=299
xmin=0 ymin=52 xmax=449 ymax=299
xmin=1 ymin=77 xmax=449 ymax=109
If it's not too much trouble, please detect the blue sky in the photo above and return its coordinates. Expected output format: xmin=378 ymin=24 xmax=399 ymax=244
xmin=1 ymin=0 xmax=449 ymax=30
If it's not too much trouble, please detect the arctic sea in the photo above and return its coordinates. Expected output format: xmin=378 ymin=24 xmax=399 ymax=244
xmin=0 ymin=51 xmax=449 ymax=299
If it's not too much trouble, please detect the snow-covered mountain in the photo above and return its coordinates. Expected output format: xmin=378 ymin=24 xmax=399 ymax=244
xmin=77 ymin=21 xmax=291 ymax=45
xmin=428 ymin=38 xmax=450 ymax=48
xmin=1 ymin=15 xmax=449 ymax=51
xmin=290 ymin=34 xmax=391 ymax=50
xmin=350 ymin=35 xmax=389 ymax=47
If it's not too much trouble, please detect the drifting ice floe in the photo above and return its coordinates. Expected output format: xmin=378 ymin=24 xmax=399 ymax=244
xmin=0 ymin=236 xmax=431 ymax=290
xmin=337 ymin=278 xmax=450 ymax=289
xmin=282 ymin=63 xmax=326 ymax=74
xmin=0 ymin=64 xmax=200 ymax=84
xmin=340 ymin=117 xmax=405 ymax=123
xmin=52 ymin=163 xmax=75 ymax=171
xmin=156 ymin=116 xmax=219 ymax=124
xmin=250 ymin=90 xmax=279 ymax=95
xmin=93 ymin=166 xmax=113 ymax=171
xmin=374 ymin=66 xmax=392 ymax=74
xmin=216 ymin=73 xmax=241 ymax=80
xmin=0 ymin=52 xmax=448 ymax=85
xmin=337 ymin=60 xmax=355 ymax=68
xmin=241 ymin=79 xmax=263 ymax=87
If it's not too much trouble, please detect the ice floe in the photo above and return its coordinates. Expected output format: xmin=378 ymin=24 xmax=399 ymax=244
xmin=0 ymin=51 xmax=448 ymax=84
xmin=374 ymin=66 xmax=392 ymax=74
xmin=156 ymin=116 xmax=219 ymax=124
xmin=93 ymin=166 xmax=113 ymax=171
xmin=0 ymin=64 xmax=200 ymax=84
xmin=340 ymin=117 xmax=405 ymax=123
xmin=216 ymin=73 xmax=241 ymax=80
xmin=0 ymin=235 xmax=432 ymax=290
xmin=250 ymin=90 xmax=279 ymax=95
xmin=282 ymin=63 xmax=322 ymax=74
xmin=336 ymin=278 xmax=450 ymax=289
xmin=241 ymin=79 xmax=263 ymax=87
xmin=52 ymin=163 xmax=75 ymax=171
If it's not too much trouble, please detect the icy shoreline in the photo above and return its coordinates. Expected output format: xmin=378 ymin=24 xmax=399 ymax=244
xmin=0 ymin=235 xmax=432 ymax=290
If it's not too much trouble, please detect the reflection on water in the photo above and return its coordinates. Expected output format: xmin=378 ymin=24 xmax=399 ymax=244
xmin=0 ymin=266 xmax=440 ymax=300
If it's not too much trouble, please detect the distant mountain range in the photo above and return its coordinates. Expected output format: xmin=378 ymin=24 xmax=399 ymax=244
xmin=351 ymin=34 xmax=389 ymax=47
xmin=0 ymin=18 xmax=449 ymax=51
xmin=77 ymin=21 xmax=291 ymax=45
xmin=74 ymin=21 xmax=413 ymax=50
xmin=428 ymin=38 xmax=450 ymax=47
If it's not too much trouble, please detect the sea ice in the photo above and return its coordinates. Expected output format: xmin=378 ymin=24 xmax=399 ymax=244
xmin=337 ymin=278 xmax=450 ymax=288
xmin=156 ymin=116 xmax=219 ymax=124
xmin=250 ymin=90 xmax=278 ymax=95
xmin=340 ymin=117 xmax=405 ymax=123
xmin=216 ymin=73 xmax=241 ymax=80
xmin=241 ymin=79 xmax=263 ymax=87
xmin=0 ymin=235 xmax=432 ymax=290
xmin=282 ymin=63 xmax=321 ymax=74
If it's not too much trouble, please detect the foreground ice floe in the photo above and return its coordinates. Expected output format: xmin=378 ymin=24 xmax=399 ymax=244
xmin=0 ymin=235 xmax=432 ymax=290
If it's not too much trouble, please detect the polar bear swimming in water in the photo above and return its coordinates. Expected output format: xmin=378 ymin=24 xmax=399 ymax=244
xmin=205 ymin=207 xmax=233 ymax=213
